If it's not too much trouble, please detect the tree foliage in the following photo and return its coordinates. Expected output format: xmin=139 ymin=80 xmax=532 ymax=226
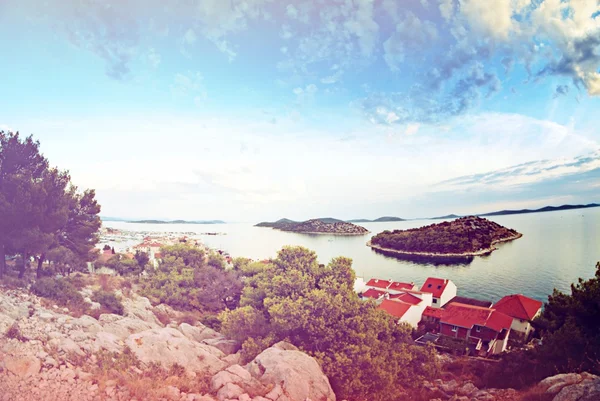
xmin=483 ymin=262 xmax=600 ymax=389
xmin=219 ymin=246 xmax=438 ymax=401
xmin=139 ymin=244 xmax=242 ymax=313
xmin=371 ymin=216 xmax=519 ymax=254
xmin=0 ymin=131 xmax=101 ymax=278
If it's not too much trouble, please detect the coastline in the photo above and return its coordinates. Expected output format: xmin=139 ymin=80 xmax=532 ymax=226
xmin=279 ymin=229 xmax=370 ymax=236
xmin=367 ymin=232 xmax=523 ymax=259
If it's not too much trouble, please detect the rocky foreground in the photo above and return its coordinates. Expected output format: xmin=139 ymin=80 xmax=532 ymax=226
xmin=0 ymin=286 xmax=336 ymax=401
xmin=1 ymin=284 xmax=599 ymax=401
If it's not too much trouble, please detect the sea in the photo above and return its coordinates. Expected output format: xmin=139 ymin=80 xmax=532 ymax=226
xmin=102 ymin=207 xmax=600 ymax=304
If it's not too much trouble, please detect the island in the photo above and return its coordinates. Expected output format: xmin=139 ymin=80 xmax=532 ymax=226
xmin=255 ymin=218 xmax=369 ymax=235
xmin=347 ymin=216 xmax=405 ymax=223
xmin=368 ymin=216 xmax=521 ymax=261
xmin=429 ymin=203 xmax=600 ymax=220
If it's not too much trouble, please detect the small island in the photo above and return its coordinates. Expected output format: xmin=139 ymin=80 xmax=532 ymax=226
xmin=256 ymin=218 xmax=369 ymax=235
xmin=347 ymin=216 xmax=405 ymax=223
xmin=368 ymin=216 xmax=521 ymax=261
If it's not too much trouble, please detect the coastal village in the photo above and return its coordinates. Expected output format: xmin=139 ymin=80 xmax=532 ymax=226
xmin=96 ymin=226 xmax=543 ymax=360
xmin=356 ymin=276 xmax=543 ymax=358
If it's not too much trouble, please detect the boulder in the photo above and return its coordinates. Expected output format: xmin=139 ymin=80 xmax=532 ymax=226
xmin=3 ymin=355 xmax=41 ymax=377
xmin=456 ymin=382 xmax=478 ymax=396
xmin=101 ymin=316 xmax=158 ymax=339
xmin=246 ymin=341 xmax=336 ymax=401
xmin=211 ymin=364 xmax=266 ymax=397
xmin=90 ymin=331 xmax=124 ymax=353
xmin=539 ymin=373 xmax=583 ymax=393
xmin=122 ymin=294 xmax=161 ymax=326
xmin=553 ymin=375 xmax=600 ymax=401
xmin=178 ymin=323 xmax=221 ymax=342
xmin=203 ymin=337 xmax=240 ymax=355
xmin=125 ymin=327 xmax=228 ymax=375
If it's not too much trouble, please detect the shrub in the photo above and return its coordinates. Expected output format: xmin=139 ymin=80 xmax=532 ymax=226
xmin=200 ymin=314 xmax=221 ymax=331
xmin=92 ymin=290 xmax=125 ymax=315
xmin=31 ymin=277 xmax=86 ymax=310
xmin=5 ymin=323 xmax=25 ymax=341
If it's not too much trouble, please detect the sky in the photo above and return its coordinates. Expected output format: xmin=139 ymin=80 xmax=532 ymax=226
xmin=1 ymin=0 xmax=600 ymax=221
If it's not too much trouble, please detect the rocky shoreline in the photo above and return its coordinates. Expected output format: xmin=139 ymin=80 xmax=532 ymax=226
xmin=367 ymin=233 xmax=523 ymax=260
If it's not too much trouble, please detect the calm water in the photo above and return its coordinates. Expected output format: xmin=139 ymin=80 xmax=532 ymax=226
xmin=104 ymin=208 xmax=600 ymax=303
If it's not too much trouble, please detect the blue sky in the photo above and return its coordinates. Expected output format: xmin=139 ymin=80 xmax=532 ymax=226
xmin=1 ymin=0 xmax=600 ymax=221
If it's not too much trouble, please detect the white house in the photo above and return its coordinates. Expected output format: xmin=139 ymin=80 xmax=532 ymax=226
xmin=420 ymin=277 xmax=457 ymax=308
xmin=377 ymin=289 xmax=433 ymax=327
xmin=492 ymin=294 xmax=543 ymax=338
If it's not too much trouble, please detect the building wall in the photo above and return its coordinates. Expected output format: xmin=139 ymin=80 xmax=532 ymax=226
xmin=510 ymin=318 xmax=532 ymax=336
xmin=439 ymin=281 xmax=458 ymax=307
xmin=431 ymin=297 xmax=441 ymax=308
xmin=399 ymin=306 xmax=425 ymax=328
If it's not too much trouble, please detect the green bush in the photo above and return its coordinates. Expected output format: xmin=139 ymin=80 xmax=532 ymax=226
xmin=92 ymin=290 xmax=125 ymax=315
xmin=31 ymin=277 xmax=86 ymax=309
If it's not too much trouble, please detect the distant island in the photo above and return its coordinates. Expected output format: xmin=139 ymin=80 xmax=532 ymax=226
xmin=431 ymin=203 xmax=600 ymax=220
xmin=128 ymin=219 xmax=226 ymax=224
xmin=255 ymin=218 xmax=369 ymax=235
xmin=368 ymin=216 xmax=521 ymax=260
xmin=347 ymin=216 xmax=405 ymax=223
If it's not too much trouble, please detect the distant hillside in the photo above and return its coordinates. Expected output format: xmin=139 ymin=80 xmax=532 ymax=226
xmin=430 ymin=214 xmax=461 ymax=220
xmin=369 ymin=216 xmax=521 ymax=257
xmin=129 ymin=219 xmax=226 ymax=224
xmin=480 ymin=203 xmax=600 ymax=216
xmin=347 ymin=216 xmax=405 ymax=223
xmin=255 ymin=218 xmax=368 ymax=235
xmin=429 ymin=203 xmax=600 ymax=220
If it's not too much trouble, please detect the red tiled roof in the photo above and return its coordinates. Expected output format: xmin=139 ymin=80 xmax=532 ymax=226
xmin=423 ymin=306 xmax=443 ymax=318
xmin=420 ymin=277 xmax=451 ymax=298
xmin=389 ymin=292 xmax=422 ymax=305
xmin=363 ymin=288 xmax=387 ymax=299
xmin=493 ymin=294 xmax=543 ymax=321
xmin=486 ymin=310 xmax=514 ymax=332
xmin=366 ymin=278 xmax=392 ymax=289
xmin=379 ymin=299 xmax=412 ymax=319
xmin=441 ymin=302 xmax=512 ymax=332
xmin=388 ymin=281 xmax=415 ymax=291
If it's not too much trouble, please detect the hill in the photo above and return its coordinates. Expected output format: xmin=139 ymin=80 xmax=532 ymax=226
xmin=480 ymin=203 xmax=600 ymax=216
xmin=255 ymin=218 xmax=368 ymax=235
xmin=429 ymin=203 xmax=600 ymax=220
xmin=347 ymin=216 xmax=405 ymax=222
xmin=369 ymin=216 xmax=521 ymax=257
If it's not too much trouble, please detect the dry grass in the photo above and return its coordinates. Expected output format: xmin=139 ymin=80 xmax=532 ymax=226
xmin=97 ymin=274 xmax=121 ymax=292
xmin=175 ymin=311 xmax=203 ymax=326
xmin=90 ymin=349 xmax=211 ymax=400
xmin=518 ymin=386 xmax=555 ymax=401
xmin=154 ymin=309 xmax=172 ymax=326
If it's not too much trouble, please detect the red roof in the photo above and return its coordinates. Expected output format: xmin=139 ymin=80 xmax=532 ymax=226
xmin=362 ymin=288 xmax=387 ymax=299
xmin=379 ymin=299 xmax=411 ymax=319
xmin=441 ymin=302 xmax=512 ymax=333
xmin=366 ymin=278 xmax=392 ymax=289
xmin=493 ymin=294 xmax=543 ymax=321
xmin=388 ymin=281 xmax=415 ymax=291
xmin=389 ymin=292 xmax=422 ymax=305
xmin=420 ymin=277 xmax=451 ymax=298
xmin=423 ymin=306 xmax=443 ymax=319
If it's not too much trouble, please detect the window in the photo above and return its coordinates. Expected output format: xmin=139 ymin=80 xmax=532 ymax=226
xmin=433 ymin=298 xmax=438 ymax=304
xmin=451 ymin=325 xmax=458 ymax=332
xmin=475 ymin=326 xmax=481 ymax=332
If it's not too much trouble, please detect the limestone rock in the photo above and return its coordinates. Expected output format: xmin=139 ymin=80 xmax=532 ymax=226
xmin=178 ymin=322 xmax=221 ymax=342
xmin=3 ymin=355 xmax=41 ymax=377
xmin=125 ymin=327 xmax=227 ymax=375
xmin=539 ymin=373 xmax=583 ymax=393
xmin=122 ymin=294 xmax=161 ymax=326
xmin=202 ymin=337 xmax=240 ymax=355
xmin=101 ymin=315 xmax=157 ymax=339
xmin=246 ymin=341 xmax=336 ymax=401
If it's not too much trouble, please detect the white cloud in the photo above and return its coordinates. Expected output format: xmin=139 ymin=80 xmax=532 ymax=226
xmin=459 ymin=0 xmax=516 ymax=41
xmin=439 ymin=0 xmax=454 ymax=22
xmin=147 ymin=48 xmax=161 ymax=68
xmin=183 ymin=29 xmax=197 ymax=45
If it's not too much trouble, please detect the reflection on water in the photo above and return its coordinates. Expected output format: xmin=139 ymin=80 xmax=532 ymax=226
xmin=104 ymin=207 xmax=600 ymax=303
